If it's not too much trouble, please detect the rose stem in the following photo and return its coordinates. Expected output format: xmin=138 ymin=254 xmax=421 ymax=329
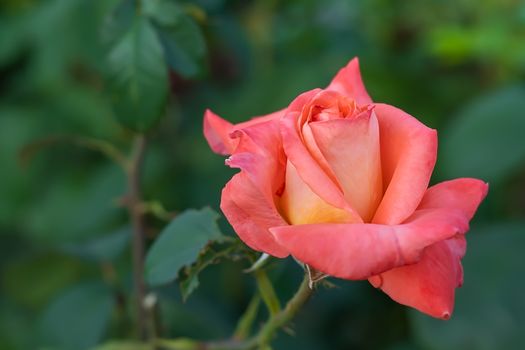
xmin=249 ymin=272 xmax=313 ymax=348
xmin=163 ymin=273 xmax=314 ymax=349
xmin=127 ymin=134 xmax=148 ymax=340
xmin=254 ymin=268 xmax=281 ymax=317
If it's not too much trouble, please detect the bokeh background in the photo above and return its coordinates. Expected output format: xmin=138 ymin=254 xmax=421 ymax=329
xmin=1 ymin=0 xmax=524 ymax=349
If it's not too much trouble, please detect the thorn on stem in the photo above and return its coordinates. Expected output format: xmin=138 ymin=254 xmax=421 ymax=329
xmin=306 ymin=264 xmax=329 ymax=289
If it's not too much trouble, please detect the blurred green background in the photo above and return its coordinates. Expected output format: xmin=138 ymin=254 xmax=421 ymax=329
xmin=1 ymin=0 xmax=524 ymax=349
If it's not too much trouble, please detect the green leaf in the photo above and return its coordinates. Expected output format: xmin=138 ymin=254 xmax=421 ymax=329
xmin=441 ymin=86 xmax=525 ymax=182
xmin=179 ymin=239 xmax=243 ymax=301
xmin=39 ymin=282 xmax=114 ymax=350
xmin=107 ymin=15 xmax=169 ymax=131
xmin=102 ymin=0 xmax=136 ymax=46
xmin=144 ymin=0 xmax=206 ymax=78
xmin=61 ymin=226 xmax=130 ymax=262
xmin=410 ymin=222 xmax=525 ymax=350
xmin=145 ymin=207 xmax=226 ymax=286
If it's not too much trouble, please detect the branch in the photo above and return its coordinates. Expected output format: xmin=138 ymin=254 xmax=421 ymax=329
xmin=254 ymin=269 xmax=281 ymax=317
xmin=126 ymin=135 xmax=148 ymax=340
xmin=250 ymin=273 xmax=312 ymax=348
xmin=19 ymin=134 xmax=129 ymax=171
xmin=155 ymin=273 xmax=314 ymax=350
xmin=233 ymin=295 xmax=261 ymax=341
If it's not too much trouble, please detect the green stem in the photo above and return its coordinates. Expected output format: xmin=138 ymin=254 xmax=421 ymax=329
xmin=250 ymin=273 xmax=312 ymax=348
xmin=19 ymin=134 xmax=129 ymax=170
xmin=254 ymin=269 xmax=281 ymax=317
xmin=233 ymin=295 xmax=261 ymax=340
xmin=156 ymin=273 xmax=313 ymax=350
xmin=127 ymin=135 xmax=148 ymax=340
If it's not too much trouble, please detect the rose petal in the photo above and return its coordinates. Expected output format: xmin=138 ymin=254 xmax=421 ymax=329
xmin=280 ymin=160 xmax=359 ymax=225
xmin=368 ymin=178 xmax=487 ymax=318
xmin=327 ymin=57 xmax=373 ymax=105
xmin=369 ymin=236 xmax=466 ymax=319
xmin=301 ymin=122 xmax=340 ymax=184
xmin=372 ymin=103 xmax=438 ymax=225
xmin=203 ymin=109 xmax=285 ymax=156
xmin=220 ymin=120 xmax=289 ymax=257
xmin=299 ymin=91 xmax=355 ymax=186
xmin=280 ymin=89 xmax=362 ymax=221
xmin=309 ymin=110 xmax=382 ymax=222
xmin=417 ymin=178 xmax=489 ymax=217
xmin=270 ymin=204 xmax=471 ymax=280
xmin=222 ymin=173 xmax=288 ymax=257
xmin=203 ymin=109 xmax=236 ymax=155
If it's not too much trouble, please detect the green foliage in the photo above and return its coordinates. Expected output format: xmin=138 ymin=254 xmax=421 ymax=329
xmin=61 ymin=226 xmax=130 ymax=262
xmin=107 ymin=15 xmax=169 ymax=132
xmin=441 ymin=86 xmax=525 ymax=183
xmin=92 ymin=341 xmax=151 ymax=350
xmin=153 ymin=338 xmax=200 ymax=350
xmin=179 ymin=239 xmax=246 ymax=301
xmin=24 ymin=165 xmax=124 ymax=244
xmin=2 ymin=254 xmax=84 ymax=309
xmin=1 ymin=0 xmax=525 ymax=349
xmin=102 ymin=0 xmax=136 ymax=47
xmin=105 ymin=0 xmax=206 ymax=131
xmin=145 ymin=207 xmax=226 ymax=286
xmin=144 ymin=0 xmax=207 ymax=78
xmin=39 ymin=282 xmax=114 ymax=350
xmin=410 ymin=223 xmax=525 ymax=350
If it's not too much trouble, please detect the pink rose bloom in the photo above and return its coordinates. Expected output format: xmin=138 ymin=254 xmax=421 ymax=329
xmin=203 ymin=58 xmax=488 ymax=319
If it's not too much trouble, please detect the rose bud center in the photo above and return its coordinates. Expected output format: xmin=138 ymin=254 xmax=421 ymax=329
xmin=280 ymin=91 xmax=383 ymax=225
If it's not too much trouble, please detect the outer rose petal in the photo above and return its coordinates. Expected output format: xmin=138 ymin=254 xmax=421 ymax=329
xmin=368 ymin=178 xmax=488 ymax=318
xmin=270 ymin=205 xmax=472 ymax=280
xmin=281 ymin=89 xmax=362 ymax=221
xmin=372 ymin=103 xmax=438 ymax=225
xmin=222 ymin=174 xmax=288 ymax=257
xmin=203 ymin=109 xmax=236 ymax=155
xmin=417 ymin=178 xmax=489 ymax=216
xmin=309 ymin=110 xmax=382 ymax=222
xmin=369 ymin=237 xmax=466 ymax=319
xmin=203 ymin=109 xmax=285 ymax=156
xmin=326 ymin=57 xmax=373 ymax=105
xmin=220 ymin=120 xmax=289 ymax=257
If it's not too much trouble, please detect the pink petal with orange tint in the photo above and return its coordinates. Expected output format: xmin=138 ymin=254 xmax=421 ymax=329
xmin=309 ymin=110 xmax=382 ymax=222
xmin=368 ymin=178 xmax=488 ymax=318
xmin=417 ymin=178 xmax=489 ymax=217
xmin=222 ymin=173 xmax=288 ymax=257
xmin=203 ymin=109 xmax=285 ymax=156
xmin=280 ymin=90 xmax=362 ymax=220
xmin=327 ymin=57 xmax=373 ymax=105
xmin=203 ymin=109 xmax=236 ymax=155
xmin=372 ymin=103 xmax=438 ymax=225
xmin=220 ymin=120 xmax=288 ymax=257
xmin=280 ymin=160 xmax=360 ymax=225
xmin=369 ymin=237 xmax=466 ymax=319
xmin=270 ymin=205 xmax=471 ymax=280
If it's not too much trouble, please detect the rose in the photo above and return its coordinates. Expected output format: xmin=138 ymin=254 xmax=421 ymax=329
xmin=203 ymin=58 xmax=488 ymax=319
